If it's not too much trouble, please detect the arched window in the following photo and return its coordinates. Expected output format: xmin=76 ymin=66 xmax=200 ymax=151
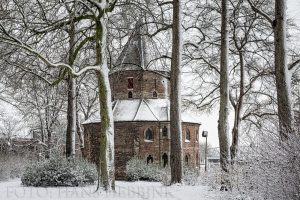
xmin=147 ymin=155 xmax=153 ymax=164
xmin=153 ymin=91 xmax=157 ymax=98
xmin=185 ymin=154 xmax=189 ymax=165
xmin=145 ymin=128 xmax=154 ymax=141
xmin=186 ymin=129 xmax=191 ymax=141
xmin=128 ymin=91 xmax=133 ymax=98
xmin=162 ymin=153 xmax=168 ymax=167
xmin=162 ymin=126 xmax=168 ymax=137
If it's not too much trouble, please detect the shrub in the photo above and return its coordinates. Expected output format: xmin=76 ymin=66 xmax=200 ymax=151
xmin=125 ymin=157 xmax=167 ymax=181
xmin=125 ymin=157 xmax=200 ymax=185
xmin=21 ymin=157 xmax=97 ymax=187
xmin=183 ymin=165 xmax=200 ymax=186
xmin=0 ymin=152 xmax=30 ymax=181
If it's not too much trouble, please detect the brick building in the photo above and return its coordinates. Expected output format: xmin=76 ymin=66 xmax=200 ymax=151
xmin=82 ymin=24 xmax=201 ymax=179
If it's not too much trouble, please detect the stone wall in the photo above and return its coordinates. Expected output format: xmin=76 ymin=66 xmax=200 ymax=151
xmin=83 ymin=121 xmax=200 ymax=179
xmin=109 ymin=70 xmax=170 ymax=100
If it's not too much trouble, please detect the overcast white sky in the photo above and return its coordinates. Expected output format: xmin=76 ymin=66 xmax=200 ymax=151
xmin=201 ymin=0 xmax=300 ymax=147
xmin=288 ymin=0 xmax=300 ymax=25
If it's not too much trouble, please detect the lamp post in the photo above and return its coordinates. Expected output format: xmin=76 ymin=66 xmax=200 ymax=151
xmin=202 ymin=130 xmax=208 ymax=172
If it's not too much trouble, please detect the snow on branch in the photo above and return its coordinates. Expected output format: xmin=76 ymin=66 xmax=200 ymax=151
xmin=288 ymin=60 xmax=300 ymax=73
xmin=3 ymin=59 xmax=52 ymax=85
xmin=246 ymin=0 xmax=273 ymax=25
xmin=0 ymin=23 xmax=101 ymax=77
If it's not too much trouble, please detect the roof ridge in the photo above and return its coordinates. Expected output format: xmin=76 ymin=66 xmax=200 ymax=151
xmin=142 ymin=99 xmax=159 ymax=121
xmin=112 ymin=99 xmax=120 ymax=113
xmin=133 ymin=99 xmax=143 ymax=121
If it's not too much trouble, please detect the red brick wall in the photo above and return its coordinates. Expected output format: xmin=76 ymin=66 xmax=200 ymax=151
xmin=109 ymin=70 xmax=170 ymax=100
xmin=83 ymin=121 xmax=200 ymax=179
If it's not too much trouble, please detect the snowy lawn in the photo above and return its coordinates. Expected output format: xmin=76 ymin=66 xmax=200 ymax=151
xmin=0 ymin=179 xmax=238 ymax=200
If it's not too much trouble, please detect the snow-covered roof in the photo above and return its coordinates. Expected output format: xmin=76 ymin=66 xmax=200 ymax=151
xmin=82 ymin=99 xmax=200 ymax=124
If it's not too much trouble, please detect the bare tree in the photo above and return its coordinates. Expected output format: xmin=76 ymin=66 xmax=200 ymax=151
xmin=0 ymin=0 xmax=117 ymax=190
xmin=246 ymin=0 xmax=300 ymax=140
xmin=218 ymin=0 xmax=231 ymax=191
xmin=170 ymin=0 xmax=183 ymax=184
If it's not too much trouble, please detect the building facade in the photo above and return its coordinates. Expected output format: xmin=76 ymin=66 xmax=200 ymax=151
xmin=82 ymin=25 xmax=201 ymax=179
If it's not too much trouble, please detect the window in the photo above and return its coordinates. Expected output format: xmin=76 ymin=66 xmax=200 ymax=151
xmin=162 ymin=126 xmax=168 ymax=137
xmin=147 ymin=155 xmax=153 ymax=164
xmin=128 ymin=91 xmax=133 ymax=98
xmin=196 ymin=130 xmax=199 ymax=142
xmin=127 ymin=77 xmax=133 ymax=90
xmin=153 ymin=91 xmax=157 ymax=98
xmin=186 ymin=129 xmax=191 ymax=141
xmin=196 ymin=153 xmax=199 ymax=166
xmin=185 ymin=154 xmax=189 ymax=165
xmin=145 ymin=128 xmax=154 ymax=141
xmin=162 ymin=153 xmax=168 ymax=167
xmin=154 ymin=78 xmax=157 ymax=89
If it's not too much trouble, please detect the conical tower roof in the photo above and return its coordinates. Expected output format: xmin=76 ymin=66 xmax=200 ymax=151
xmin=112 ymin=21 xmax=147 ymax=73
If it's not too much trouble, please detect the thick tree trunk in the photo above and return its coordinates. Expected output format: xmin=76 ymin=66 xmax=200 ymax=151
xmin=95 ymin=15 xmax=115 ymax=191
xmin=218 ymin=0 xmax=231 ymax=191
xmin=66 ymin=76 xmax=76 ymax=158
xmin=66 ymin=20 xmax=76 ymax=159
xmin=170 ymin=0 xmax=183 ymax=184
xmin=274 ymin=0 xmax=294 ymax=140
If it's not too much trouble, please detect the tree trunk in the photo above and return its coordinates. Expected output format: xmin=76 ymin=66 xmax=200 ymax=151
xmin=66 ymin=18 xmax=76 ymax=159
xmin=170 ymin=0 xmax=183 ymax=184
xmin=45 ymin=129 xmax=52 ymax=159
xmin=230 ymin=51 xmax=244 ymax=163
xmin=33 ymin=80 xmax=45 ymax=144
xmin=45 ymin=95 xmax=52 ymax=159
xmin=274 ymin=0 xmax=294 ymax=140
xmin=76 ymin=99 xmax=85 ymax=157
xmin=95 ymin=15 xmax=115 ymax=191
xmin=66 ymin=76 xmax=76 ymax=158
xmin=218 ymin=0 xmax=231 ymax=191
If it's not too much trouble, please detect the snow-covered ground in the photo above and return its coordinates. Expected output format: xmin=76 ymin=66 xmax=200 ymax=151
xmin=0 ymin=179 xmax=238 ymax=200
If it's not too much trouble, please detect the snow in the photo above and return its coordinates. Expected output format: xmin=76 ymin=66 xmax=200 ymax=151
xmin=82 ymin=99 xmax=201 ymax=124
xmin=0 ymin=179 xmax=237 ymax=200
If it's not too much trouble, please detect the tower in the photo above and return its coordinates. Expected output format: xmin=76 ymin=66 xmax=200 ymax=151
xmin=82 ymin=23 xmax=201 ymax=179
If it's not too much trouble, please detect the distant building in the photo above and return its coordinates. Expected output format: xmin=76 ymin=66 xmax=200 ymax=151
xmin=82 ymin=23 xmax=201 ymax=179
xmin=0 ymin=137 xmax=44 ymax=158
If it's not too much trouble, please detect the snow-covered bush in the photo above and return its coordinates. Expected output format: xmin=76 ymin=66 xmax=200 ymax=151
xmin=232 ymin=137 xmax=300 ymax=200
xmin=125 ymin=157 xmax=165 ymax=181
xmin=0 ymin=153 xmax=30 ymax=181
xmin=197 ymin=165 xmax=221 ymax=189
xmin=183 ymin=165 xmax=201 ymax=185
xmin=21 ymin=157 xmax=97 ymax=187
xmin=126 ymin=157 xmax=200 ymax=185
